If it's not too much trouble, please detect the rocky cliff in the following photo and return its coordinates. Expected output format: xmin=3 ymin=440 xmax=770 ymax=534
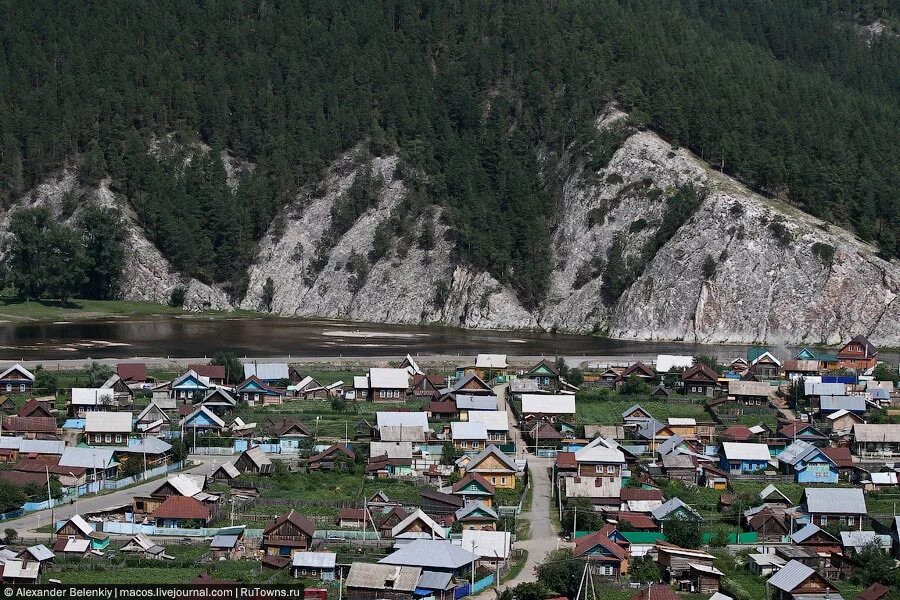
xmin=11 ymin=114 xmax=900 ymax=345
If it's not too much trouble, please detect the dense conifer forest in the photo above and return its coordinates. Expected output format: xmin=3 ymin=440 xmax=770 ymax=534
xmin=0 ymin=0 xmax=897 ymax=305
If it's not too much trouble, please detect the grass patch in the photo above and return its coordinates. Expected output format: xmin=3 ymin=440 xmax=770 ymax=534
xmin=242 ymin=470 xmax=423 ymax=505
xmin=501 ymin=550 xmax=528 ymax=583
xmin=575 ymin=389 xmax=709 ymax=424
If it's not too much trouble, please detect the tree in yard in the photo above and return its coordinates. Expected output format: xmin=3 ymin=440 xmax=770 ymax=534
xmin=441 ymin=442 xmax=462 ymax=465
xmin=555 ymin=356 xmax=570 ymax=380
xmin=629 ymin=556 xmax=660 ymax=583
xmin=211 ymin=352 xmax=244 ymax=385
xmin=567 ymin=368 xmax=584 ymax=387
xmin=619 ymin=374 xmax=650 ymax=396
xmin=85 ymin=361 xmax=114 ymax=387
xmin=662 ymin=513 xmax=703 ymax=548
xmin=850 ymin=541 xmax=897 ymax=588
xmin=537 ymin=549 xmax=582 ymax=599
xmin=561 ymin=497 xmax=602 ymax=535
xmin=3 ymin=528 xmax=17 ymax=545
xmin=78 ymin=206 xmax=126 ymax=300
xmin=873 ymin=362 xmax=899 ymax=384
xmin=33 ymin=365 xmax=58 ymax=395
xmin=512 ymin=582 xmax=551 ymax=600
xmin=695 ymin=355 xmax=723 ymax=374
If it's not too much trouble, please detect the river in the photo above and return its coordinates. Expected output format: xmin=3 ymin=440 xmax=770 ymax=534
xmin=0 ymin=316 xmax=890 ymax=366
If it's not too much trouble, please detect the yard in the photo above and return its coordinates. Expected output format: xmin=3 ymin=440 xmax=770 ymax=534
xmin=574 ymin=389 xmax=710 ymax=425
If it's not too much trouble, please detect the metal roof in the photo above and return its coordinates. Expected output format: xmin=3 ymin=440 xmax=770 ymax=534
xmin=777 ymin=440 xmax=817 ymax=466
xmin=59 ymin=447 xmax=116 ymax=469
xmin=655 ymin=355 xmax=694 ymax=373
xmin=210 ymin=535 xmax=239 ymax=549
xmin=390 ymin=510 xmax=444 ymax=540
xmin=292 ymin=552 xmax=336 ymax=569
xmin=651 ymin=498 xmax=700 ymax=521
xmin=804 ymin=488 xmax=866 ymax=514
xmin=455 ymin=395 xmax=498 ymax=411
xmin=804 ymin=381 xmax=846 ymax=396
xmin=379 ymin=539 xmax=477 ymax=570
xmin=790 ymin=524 xmax=825 ymax=544
xmin=243 ymin=363 xmax=289 ymax=381
xmin=766 ymin=560 xmax=816 ymax=592
xmin=853 ymin=423 xmax=900 ymax=443
xmin=475 ymin=354 xmax=507 ymax=369
xmin=520 ymin=394 xmax=575 ymax=415
xmin=450 ymin=421 xmax=488 ymax=441
xmin=455 ymin=502 xmax=498 ymax=521
xmin=722 ymin=442 xmax=771 ymax=461
xmin=370 ymin=441 xmax=413 ymax=459
xmin=416 ymin=570 xmax=453 ymax=591
xmin=345 ymin=563 xmax=420 ymax=592
xmin=467 ymin=411 xmax=509 ymax=432
xmin=460 ymin=529 xmax=511 ymax=560
xmin=113 ymin=437 xmax=173 ymax=455
xmin=24 ymin=544 xmax=54 ymax=562
xmin=369 ymin=368 xmax=410 ymax=389
xmin=376 ymin=412 xmax=429 ymax=430
xmin=71 ymin=388 xmax=114 ymax=405
xmin=466 ymin=445 xmax=518 ymax=472
xmin=84 ymin=411 xmax=133 ymax=433
xmin=819 ymin=395 xmax=866 ymax=412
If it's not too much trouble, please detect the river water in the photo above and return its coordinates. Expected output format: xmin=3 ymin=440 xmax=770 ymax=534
xmin=0 ymin=315 xmax=860 ymax=364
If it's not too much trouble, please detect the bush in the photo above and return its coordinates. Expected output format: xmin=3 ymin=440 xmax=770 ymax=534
xmin=811 ymin=242 xmax=835 ymax=266
xmin=169 ymin=286 xmax=186 ymax=308
xmin=628 ymin=218 xmax=647 ymax=233
xmin=702 ymin=254 xmax=716 ymax=279
xmin=769 ymin=220 xmax=792 ymax=246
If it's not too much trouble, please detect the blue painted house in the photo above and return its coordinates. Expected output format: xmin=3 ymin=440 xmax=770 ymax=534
xmin=182 ymin=405 xmax=225 ymax=433
xmin=720 ymin=442 xmax=771 ymax=475
xmin=778 ymin=440 xmax=838 ymax=484
xmin=171 ymin=370 xmax=210 ymax=400
xmin=236 ymin=376 xmax=283 ymax=407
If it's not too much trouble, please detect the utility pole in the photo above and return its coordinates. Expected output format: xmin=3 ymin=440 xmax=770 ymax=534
xmin=573 ymin=505 xmax=577 ymax=539
xmin=46 ymin=465 xmax=54 ymax=531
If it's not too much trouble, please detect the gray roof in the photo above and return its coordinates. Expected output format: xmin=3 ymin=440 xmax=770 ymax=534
xmin=661 ymin=453 xmax=694 ymax=469
xmin=417 ymin=570 xmax=454 ymax=591
xmin=766 ymin=560 xmax=816 ymax=592
xmin=804 ymin=382 xmax=846 ymax=396
xmin=243 ymin=363 xmax=289 ymax=381
xmin=379 ymin=540 xmax=477 ymax=570
xmin=345 ymin=563 xmax=420 ymax=592
xmin=466 ymin=445 xmax=517 ymax=473
xmin=451 ymin=421 xmax=488 ymax=441
xmin=853 ymin=423 xmax=900 ymax=443
xmin=376 ymin=411 xmax=429 ymax=430
xmin=651 ymin=497 xmax=700 ymax=521
xmin=804 ymin=488 xmax=866 ymax=514
xmin=657 ymin=434 xmax=686 ymax=456
xmin=777 ymin=440 xmax=817 ymax=466
xmin=839 ymin=530 xmax=891 ymax=549
xmin=114 ymin=437 xmax=173 ymax=455
xmin=291 ymin=552 xmax=336 ymax=569
xmin=819 ymin=395 xmax=866 ymax=412
xmin=455 ymin=395 xmax=498 ymax=411
xmin=210 ymin=535 xmax=239 ymax=549
xmin=59 ymin=447 xmax=116 ymax=469
xmin=790 ymin=524 xmax=827 ymax=544
xmin=84 ymin=411 xmax=133 ymax=433
xmin=0 ymin=437 xmax=65 ymax=455
xmin=455 ymin=503 xmax=498 ymax=521
xmin=23 ymin=544 xmax=54 ymax=562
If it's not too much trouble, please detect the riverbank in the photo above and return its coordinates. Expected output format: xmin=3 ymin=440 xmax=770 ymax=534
xmin=0 ymin=298 xmax=260 ymax=322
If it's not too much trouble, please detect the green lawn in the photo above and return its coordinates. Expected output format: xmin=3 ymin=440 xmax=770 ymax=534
xmin=575 ymin=393 xmax=710 ymax=424
xmin=242 ymin=470 xmax=425 ymax=505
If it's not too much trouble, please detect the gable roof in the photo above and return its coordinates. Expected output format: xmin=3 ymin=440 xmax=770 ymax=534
xmin=59 ymin=446 xmax=115 ymax=469
xmin=467 ymin=410 xmax=509 ymax=432
xmin=151 ymin=496 xmax=210 ymax=521
xmin=651 ymin=498 xmax=700 ymax=521
xmin=820 ymin=446 xmax=853 ymax=468
xmin=758 ymin=484 xmax=791 ymax=504
xmin=390 ymin=509 xmax=445 ymax=539
xmin=18 ymin=398 xmax=52 ymax=418
xmin=621 ymin=362 xmax=655 ymax=379
xmin=188 ymin=364 xmax=227 ymax=380
xmin=345 ymin=563 xmax=420 ymax=592
xmin=136 ymin=402 xmax=171 ymax=424
xmin=803 ymin=487 xmax=866 ymax=514
xmin=722 ymin=442 xmax=770 ymax=462
xmin=376 ymin=411 xmax=429 ymax=430
xmin=84 ymin=411 xmax=133 ymax=433
xmin=819 ymin=395 xmax=866 ymax=412
xmin=183 ymin=406 xmax=226 ymax=428
xmin=452 ymin=373 xmax=492 ymax=393
xmin=236 ymin=375 xmax=280 ymax=395
xmin=790 ymin=523 xmax=837 ymax=545
xmin=369 ymin=368 xmax=410 ymax=389
xmin=451 ymin=473 xmax=496 ymax=495
xmin=576 ymin=437 xmax=626 ymax=464
xmin=450 ymin=421 xmax=488 ymax=441
xmin=380 ymin=540 xmax=476 ymax=570
xmin=475 ymin=354 xmax=507 ymax=369
xmin=527 ymin=359 xmax=559 ymax=376
xmin=455 ymin=502 xmax=498 ymax=521
xmin=264 ymin=510 xmax=315 ymax=537
xmin=243 ymin=363 xmax=289 ymax=381
xmin=455 ymin=395 xmax=498 ymax=411
xmin=766 ymin=560 xmax=823 ymax=593
xmin=840 ymin=334 xmax=878 ymax=357
xmin=0 ymin=364 xmax=35 ymax=381
xmin=853 ymin=423 xmax=900 ymax=443
xmin=466 ymin=445 xmax=518 ymax=473
xmin=681 ymin=364 xmax=718 ymax=382
xmin=727 ymin=380 xmax=772 ymax=397
xmin=116 ymin=363 xmax=147 ymax=382
xmin=172 ymin=370 xmax=210 ymax=390
xmin=574 ymin=524 xmax=628 ymax=560
xmin=630 ymin=584 xmax=679 ymax=600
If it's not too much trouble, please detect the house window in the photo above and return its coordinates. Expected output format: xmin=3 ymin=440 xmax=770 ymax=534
xmin=491 ymin=477 xmax=496 ymax=484
xmin=4 ymin=384 xmax=9 ymax=392
xmin=595 ymin=465 xmax=604 ymax=474
xmin=460 ymin=441 xmax=468 ymax=448
xmin=598 ymin=565 xmax=613 ymax=576
xmin=104 ymin=434 xmax=111 ymax=443
xmin=821 ymin=516 xmax=828 ymax=525
xmin=115 ymin=435 xmax=122 ymax=443
xmin=606 ymin=465 xmax=615 ymax=474
xmin=19 ymin=384 xmax=25 ymax=392
xmin=500 ymin=477 xmax=507 ymax=485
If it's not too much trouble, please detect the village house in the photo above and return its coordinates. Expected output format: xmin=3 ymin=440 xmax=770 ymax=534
xmin=261 ymin=510 xmax=316 ymax=558
xmin=235 ymin=376 xmax=283 ymax=406
xmin=412 ymin=373 xmax=446 ymax=399
xmin=454 ymin=502 xmax=498 ymax=530
xmin=0 ymin=364 xmax=34 ymax=394
xmin=467 ymin=410 xmax=510 ymax=444
xmin=455 ymin=394 xmax=498 ymax=420
xmin=366 ymin=368 xmax=410 ymax=403
xmin=452 ymin=473 xmax=496 ymax=506
xmin=766 ymin=560 xmax=838 ymax=600
xmin=121 ymin=534 xmax=171 ymax=560
xmin=654 ymin=542 xmax=715 ymax=582
xmin=18 ymin=398 xmax=52 ymax=419
xmin=526 ymin=359 xmax=560 ymax=390
xmin=836 ymin=335 xmax=878 ymax=370
xmin=748 ymin=350 xmax=781 ymax=379
xmin=802 ymin=487 xmax=867 ymax=529
xmin=681 ymin=363 xmax=719 ymax=398
xmin=59 ymin=446 xmax=117 ymax=482
xmin=135 ymin=402 xmax=171 ymax=434
xmin=116 ymin=363 xmax=148 ymax=385
xmin=719 ymin=442 xmax=771 ymax=475
xmin=463 ymin=445 xmax=518 ymax=489
xmin=520 ymin=393 xmax=576 ymax=423
xmin=234 ymin=446 xmax=274 ymax=475
xmin=182 ymin=405 xmax=226 ymax=434
xmin=209 ymin=526 xmax=246 ymax=560
xmin=288 ymin=375 xmax=326 ymax=399
xmin=777 ymin=440 xmax=838 ymax=484
xmin=379 ymin=539 xmax=477 ymax=600
xmin=69 ymin=388 xmax=115 ymax=416
xmin=450 ymin=421 xmax=488 ymax=453
xmin=2 ymin=415 xmax=58 ymax=439
xmin=564 ymin=437 xmax=626 ymax=499
xmin=292 ymin=552 xmax=337 ymax=581
xmin=54 ymin=514 xmax=110 ymax=552
xmin=101 ymin=374 xmax=135 ymax=406
xmin=451 ymin=373 xmax=494 ymax=396
xmin=725 ymin=380 xmax=773 ymax=406
xmin=151 ymin=495 xmax=211 ymax=528
xmin=461 ymin=529 xmax=511 ymax=567
xmin=390 ymin=509 xmax=446 ymax=540
xmin=345 ymin=562 xmax=420 ymax=600
xmin=243 ymin=363 xmax=291 ymax=384
xmin=188 ymin=364 xmax=227 ymax=386
xmin=308 ymin=444 xmax=355 ymax=471
xmin=777 ymin=422 xmax=828 ymax=446
xmin=195 ymin=388 xmax=237 ymax=415
xmin=83 ymin=411 xmax=133 ymax=445
xmin=211 ymin=461 xmax=240 ymax=483
xmin=651 ymin=498 xmax=701 ymax=525
xmin=170 ymin=370 xmax=211 ymax=401
xmin=376 ymin=411 xmax=429 ymax=443
xmin=573 ymin=524 xmax=630 ymax=579
xmin=853 ymin=423 xmax=900 ymax=456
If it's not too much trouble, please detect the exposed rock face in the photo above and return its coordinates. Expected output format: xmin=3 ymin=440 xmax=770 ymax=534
xmin=9 ymin=117 xmax=900 ymax=345
xmin=1 ymin=168 xmax=230 ymax=311
xmin=244 ymin=116 xmax=900 ymax=345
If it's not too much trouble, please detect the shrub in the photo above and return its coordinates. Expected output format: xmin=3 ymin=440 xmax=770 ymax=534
xmin=811 ymin=242 xmax=835 ymax=266
xmin=769 ymin=219 xmax=792 ymax=246
xmin=702 ymin=254 xmax=716 ymax=279
xmin=629 ymin=218 xmax=647 ymax=233
xmin=169 ymin=286 xmax=186 ymax=308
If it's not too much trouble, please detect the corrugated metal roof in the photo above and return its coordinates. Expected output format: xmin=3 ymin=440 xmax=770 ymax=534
xmin=451 ymin=421 xmax=487 ymax=441
xmin=804 ymin=381 xmax=846 ymax=396
xmin=210 ymin=534 xmax=239 ymax=549
xmin=467 ymin=410 xmax=508 ymax=432
xmin=475 ymin=354 xmax=507 ymax=369
xmin=345 ymin=563 xmax=421 ymax=592
xmin=455 ymin=395 xmax=498 ymax=411
xmin=379 ymin=539 xmax=476 ymax=570
xmin=59 ymin=447 xmax=115 ymax=469
xmin=853 ymin=423 xmax=900 ymax=443
xmin=766 ymin=560 xmax=815 ymax=592
xmin=416 ymin=570 xmax=453 ymax=590
xmin=243 ymin=363 xmax=289 ymax=381
xmin=804 ymin=488 xmax=866 ymax=514
xmin=71 ymin=388 xmax=114 ymax=405
xmin=820 ymin=395 xmax=866 ymax=412
xmin=722 ymin=442 xmax=771 ymax=461
xmin=291 ymin=552 xmax=336 ymax=569
xmin=376 ymin=412 xmax=429 ymax=430
xmin=520 ymin=394 xmax=575 ymax=415
xmin=460 ymin=529 xmax=511 ymax=560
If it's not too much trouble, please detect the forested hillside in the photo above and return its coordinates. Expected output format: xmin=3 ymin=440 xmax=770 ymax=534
xmin=0 ymin=0 xmax=897 ymax=308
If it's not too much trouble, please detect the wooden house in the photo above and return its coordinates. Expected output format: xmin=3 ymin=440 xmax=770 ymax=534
xmin=195 ymin=388 xmax=237 ymax=415
xmin=188 ymin=364 xmax=227 ymax=386
xmin=525 ymin=359 xmax=560 ymax=390
xmin=151 ymin=495 xmax=211 ymax=528
xmin=390 ymin=509 xmax=446 ymax=539
xmin=261 ymin=510 xmax=315 ymax=558
xmin=463 ymin=445 xmax=518 ymax=489
xmin=170 ymin=370 xmax=211 ymax=401
xmin=83 ymin=411 xmax=133 ymax=445
xmin=454 ymin=502 xmax=498 ymax=531
xmin=182 ymin=406 xmax=225 ymax=434
xmin=654 ymin=543 xmax=715 ymax=580
xmin=373 ymin=506 xmax=409 ymax=538
xmin=836 ymin=335 xmax=878 ymax=370
xmin=420 ymin=489 xmax=464 ymax=516
xmin=725 ymin=380 xmax=772 ymax=405
xmin=54 ymin=514 xmax=109 ymax=551
xmin=452 ymin=473 xmax=496 ymax=506
xmin=308 ymin=444 xmax=355 ymax=471
xmin=748 ymin=350 xmax=781 ymax=379
xmin=236 ymin=376 xmax=283 ymax=406
xmin=345 ymin=562 xmax=419 ymax=600
xmin=0 ymin=364 xmax=34 ymax=394
xmin=573 ymin=524 xmax=630 ymax=579
xmin=367 ymin=368 xmax=410 ymax=402
xmin=617 ymin=363 xmax=655 ymax=388
xmin=210 ymin=526 xmax=246 ymax=560
xmin=802 ymin=488 xmax=867 ymax=529
xmin=291 ymin=552 xmax=337 ymax=581
xmin=18 ymin=398 xmax=52 ymax=418
xmin=234 ymin=446 xmax=273 ymax=475
xmin=412 ymin=374 xmax=446 ymax=399
xmin=688 ymin=564 xmax=724 ymax=594
xmin=766 ymin=560 xmax=838 ymax=600
xmin=680 ymin=364 xmax=719 ymax=397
